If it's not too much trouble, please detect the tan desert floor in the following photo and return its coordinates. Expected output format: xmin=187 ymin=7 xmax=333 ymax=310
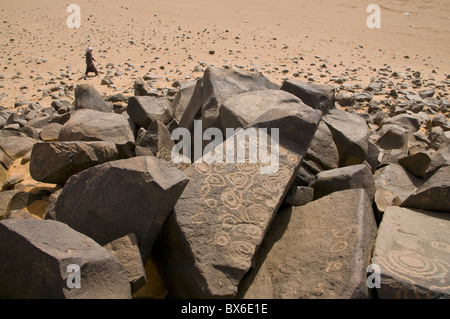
xmin=0 ymin=0 xmax=449 ymax=109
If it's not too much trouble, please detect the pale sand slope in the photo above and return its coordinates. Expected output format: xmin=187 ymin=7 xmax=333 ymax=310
xmin=0 ymin=0 xmax=449 ymax=109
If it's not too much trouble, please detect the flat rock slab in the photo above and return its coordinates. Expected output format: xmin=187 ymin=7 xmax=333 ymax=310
xmin=280 ymin=79 xmax=335 ymax=114
xmin=372 ymin=206 xmax=450 ymax=298
xmin=153 ymin=106 xmax=322 ymax=298
xmin=201 ymin=67 xmax=279 ymax=130
xmin=30 ymin=141 xmax=118 ymax=185
xmin=219 ymin=89 xmax=303 ymax=131
xmin=0 ymin=219 xmax=130 ymax=298
xmin=58 ymin=109 xmax=135 ymax=158
xmin=55 ymin=156 xmax=188 ymax=263
xmin=239 ymin=189 xmax=378 ymax=299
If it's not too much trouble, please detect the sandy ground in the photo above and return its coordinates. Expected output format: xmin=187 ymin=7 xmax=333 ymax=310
xmin=0 ymin=0 xmax=449 ymax=109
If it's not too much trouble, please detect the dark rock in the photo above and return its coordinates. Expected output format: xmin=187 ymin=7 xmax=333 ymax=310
xmin=40 ymin=123 xmax=63 ymax=142
xmin=0 ymin=219 xmax=131 ymax=298
xmin=201 ymin=67 xmax=279 ymax=130
xmin=280 ymin=79 xmax=335 ymax=114
xmin=30 ymin=141 xmax=119 ymax=186
xmin=55 ymin=156 xmax=188 ymax=263
xmin=0 ymin=135 xmax=36 ymax=161
xmin=74 ymin=84 xmax=112 ymax=113
xmin=398 ymin=152 xmax=431 ymax=178
xmin=103 ymin=233 xmax=146 ymax=294
xmin=372 ymin=207 xmax=450 ymax=298
xmin=135 ymin=120 xmax=174 ymax=164
xmin=284 ymin=186 xmax=314 ymax=206
xmin=127 ymin=96 xmax=173 ymax=129
xmin=239 ymin=189 xmax=377 ymax=299
xmin=219 ymin=89 xmax=310 ymax=131
xmin=58 ymin=109 xmax=135 ymax=158
xmin=152 ymin=105 xmax=322 ymax=298
xmin=322 ymin=108 xmax=369 ymax=167
xmin=374 ymin=164 xmax=422 ymax=217
xmin=310 ymin=164 xmax=375 ymax=201
xmin=172 ymin=80 xmax=198 ymax=123
xmin=401 ymin=166 xmax=450 ymax=212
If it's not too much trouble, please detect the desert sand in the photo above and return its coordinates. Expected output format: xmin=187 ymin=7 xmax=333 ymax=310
xmin=0 ymin=0 xmax=449 ymax=109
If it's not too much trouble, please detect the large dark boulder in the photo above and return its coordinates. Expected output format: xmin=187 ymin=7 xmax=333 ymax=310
xmin=54 ymin=156 xmax=188 ymax=262
xmin=0 ymin=219 xmax=131 ymax=298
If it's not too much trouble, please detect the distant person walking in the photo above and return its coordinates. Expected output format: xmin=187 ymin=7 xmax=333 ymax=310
xmin=84 ymin=47 xmax=98 ymax=76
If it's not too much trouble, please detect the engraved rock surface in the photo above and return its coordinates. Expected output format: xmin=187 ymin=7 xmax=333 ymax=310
xmin=54 ymin=156 xmax=188 ymax=263
xmin=153 ymin=105 xmax=322 ymax=298
xmin=371 ymin=206 xmax=450 ymax=298
xmin=0 ymin=219 xmax=131 ymax=298
xmin=238 ymin=189 xmax=377 ymax=299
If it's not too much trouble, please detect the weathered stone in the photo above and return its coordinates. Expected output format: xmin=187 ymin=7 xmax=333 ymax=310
xmin=135 ymin=120 xmax=174 ymax=163
xmin=372 ymin=206 xmax=450 ymax=298
xmin=4 ymin=209 xmax=39 ymax=220
xmin=74 ymin=84 xmax=112 ymax=113
xmin=39 ymin=122 xmax=63 ymax=142
xmin=127 ymin=96 xmax=173 ymax=129
xmin=310 ymin=164 xmax=375 ymax=201
xmin=201 ymin=67 xmax=279 ymax=130
xmin=398 ymin=151 xmax=431 ymax=178
xmin=134 ymin=77 xmax=151 ymax=96
xmin=103 ymin=233 xmax=146 ymax=294
xmin=374 ymin=164 xmax=422 ymax=216
xmin=0 ymin=190 xmax=41 ymax=219
xmin=239 ymin=189 xmax=377 ymax=299
xmin=401 ymin=166 xmax=450 ymax=212
xmin=425 ymin=144 xmax=450 ymax=179
xmin=305 ymin=121 xmax=339 ymax=171
xmin=281 ymin=79 xmax=335 ymax=114
xmin=153 ymin=105 xmax=322 ymax=298
xmin=219 ymin=90 xmax=303 ymax=132
xmin=55 ymin=156 xmax=188 ymax=263
xmin=30 ymin=141 xmax=119 ymax=185
xmin=0 ymin=219 xmax=131 ymax=298
xmin=380 ymin=114 xmax=421 ymax=132
xmin=178 ymin=78 xmax=203 ymax=134
xmin=376 ymin=125 xmax=411 ymax=151
xmin=172 ymin=80 xmax=198 ymax=123
xmin=58 ymin=109 xmax=135 ymax=158
xmin=44 ymin=187 xmax=63 ymax=220
xmin=283 ymin=186 xmax=314 ymax=206
xmin=322 ymin=108 xmax=369 ymax=167
xmin=366 ymin=140 xmax=381 ymax=173
xmin=0 ymin=149 xmax=13 ymax=169
xmin=0 ymin=135 xmax=36 ymax=161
